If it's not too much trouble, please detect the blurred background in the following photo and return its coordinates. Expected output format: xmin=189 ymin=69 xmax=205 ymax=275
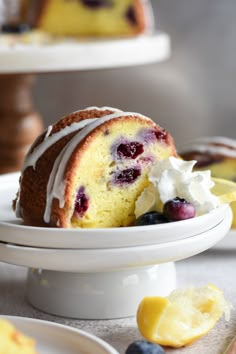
xmin=33 ymin=0 xmax=236 ymax=148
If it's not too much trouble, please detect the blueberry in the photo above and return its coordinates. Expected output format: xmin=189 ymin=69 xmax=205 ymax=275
xmin=154 ymin=129 xmax=168 ymax=143
xmin=135 ymin=211 xmax=169 ymax=226
xmin=125 ymin=5 xmax=137 ymax=25
xmin=114 ymin=168 xmax=141 ymax=185
xmin=138 ymin=128 xmax=168 ymax=145
xmin=1 ymin=23 xmax=31 ymax=34
xmin=125 ymin=340 xmax=166 ymax=354
xmin=163 ymin=197 xmax=196 ymax=221
xmin=117 ymin=142 xmax=144 ymax=159
xmin=74 ymin=186 xmax=89 ymax=217
xmin=80 ymin=0 xmax=112 ymax=8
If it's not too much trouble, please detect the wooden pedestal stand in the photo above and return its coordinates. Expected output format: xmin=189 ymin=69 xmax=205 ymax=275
xmin=0 ymin=74 xmax=43 ymax=174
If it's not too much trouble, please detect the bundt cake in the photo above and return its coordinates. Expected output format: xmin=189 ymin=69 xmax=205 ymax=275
xmin=14 ymin=106 xmax=177 ymax=228
xmin=0 ymin=318 xmax=38 ymax=354
xmin=0 ymin=0 xmax=153 ymax=38
xmin=180 ymin=136 xmax=236 ymax=227
xmin=32 ymin=0 xmax=153 ymax=37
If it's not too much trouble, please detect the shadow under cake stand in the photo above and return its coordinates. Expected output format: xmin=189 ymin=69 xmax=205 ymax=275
xmin=0 ymin=32 xmax=170 ymax=174
xmin=0 ymin=173 xmax=232 ymax=319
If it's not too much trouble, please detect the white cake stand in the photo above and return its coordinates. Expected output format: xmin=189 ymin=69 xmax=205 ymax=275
xmin=0 ymin=32 xmax=170 ymax=73
xmin=0 ymin=173 xmax=232 ymax=319
xmin=0 ymin=32 xmax=170 ymax=173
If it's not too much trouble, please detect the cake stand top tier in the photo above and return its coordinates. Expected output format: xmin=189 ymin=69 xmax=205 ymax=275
xmin=0 ymin=32 xmax=170 ymax=74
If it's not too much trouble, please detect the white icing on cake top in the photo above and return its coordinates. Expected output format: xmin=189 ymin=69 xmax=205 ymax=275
xmin=180 ymin=136 xmax=236 ymax=158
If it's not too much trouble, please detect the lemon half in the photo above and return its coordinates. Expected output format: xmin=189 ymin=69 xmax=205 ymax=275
xmin=137 ymin=284 xmax=231 ymax=348
xmin=211 ymin=178 xmax=236 ymax=203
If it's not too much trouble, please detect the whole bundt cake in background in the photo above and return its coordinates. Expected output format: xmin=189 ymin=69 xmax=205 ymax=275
xmin=14 ymin=107 xmax=177 ymax=228
xmin=31 ymin=0 xmax=153 ymax=37
xmin=0 ymin=0 xmax=153 ymax=38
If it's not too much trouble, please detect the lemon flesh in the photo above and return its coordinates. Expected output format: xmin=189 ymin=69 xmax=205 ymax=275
xmin=137 ymin=284 xmax=231 ymax=348
xmin=211 ymin=178 xmax=236 ymax=203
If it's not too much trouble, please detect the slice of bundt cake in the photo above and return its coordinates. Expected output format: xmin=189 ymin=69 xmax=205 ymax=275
xmin=29 ymin=0 xmax=153 ymax=37
xmin=14 ymin=107 xmax=177 ymax=228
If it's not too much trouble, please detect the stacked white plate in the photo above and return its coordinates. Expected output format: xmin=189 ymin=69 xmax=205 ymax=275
xmin=0 ymin=173 xmax=232 ymax=319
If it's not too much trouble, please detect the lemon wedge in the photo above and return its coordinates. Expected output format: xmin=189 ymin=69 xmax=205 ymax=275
xmin=211 ymin=178 xmax=236 ymax=203
xmin=136 ymin=284 xmax=231 ymax=348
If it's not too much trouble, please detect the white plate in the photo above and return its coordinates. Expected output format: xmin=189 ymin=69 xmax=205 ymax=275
xmin=0 ymin=316 xmax=119 ymax=354
xmin=0 ymin=32 xmax=170 ymax=74
xmin=0 ymin=172 xmax=229 ymax=249
xmin=0 ymin=208 xmax=232 ymax=272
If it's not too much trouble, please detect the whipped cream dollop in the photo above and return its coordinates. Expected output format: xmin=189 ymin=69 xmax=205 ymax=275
xmin=135 ymin=157 xmax=220 ymax=218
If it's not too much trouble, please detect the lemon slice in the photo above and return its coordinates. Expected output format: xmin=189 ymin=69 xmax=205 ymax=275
xmin=136 ymin=284 xmax=231 ymax=348
xmin=211 ymin=178 xmax=236 ymax=203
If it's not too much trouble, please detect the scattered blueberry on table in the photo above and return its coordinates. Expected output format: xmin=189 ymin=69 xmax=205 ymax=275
xmin=125 ymin=340 xmax=166 ymax=354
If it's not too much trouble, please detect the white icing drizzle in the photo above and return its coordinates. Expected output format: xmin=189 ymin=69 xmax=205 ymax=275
xmin=180 ymin=136 xmax=236 ymax=158
xmin=44 ymin=125 xmax=53 ymax=140
xmin=44 ymin=144 xmax=69 ymax=223
xmin=22 ymin=119 xmax=96 ymax=172
xmin=43 ymin=110 xmax=151 ymax=224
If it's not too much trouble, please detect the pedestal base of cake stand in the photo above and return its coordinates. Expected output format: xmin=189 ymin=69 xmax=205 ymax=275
xmin=26 ymin=262 xmax=176 ymax=319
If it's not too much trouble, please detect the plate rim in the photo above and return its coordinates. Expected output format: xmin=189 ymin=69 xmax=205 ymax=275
xmin=0 ymin=210 xmax=232 ymax=272
xmin=0 ymin=32 xmax=170 ymax=74
xmin=0 ymin=172 xmax=230 ymax=249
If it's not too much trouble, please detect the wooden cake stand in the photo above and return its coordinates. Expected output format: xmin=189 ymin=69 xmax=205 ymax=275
xmin=0 ymin=33 xmax=170 ymax=174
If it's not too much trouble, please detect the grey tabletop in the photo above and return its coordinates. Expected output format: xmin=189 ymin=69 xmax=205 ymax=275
xmin=0 ymin=245 xmax=236 ymax=354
